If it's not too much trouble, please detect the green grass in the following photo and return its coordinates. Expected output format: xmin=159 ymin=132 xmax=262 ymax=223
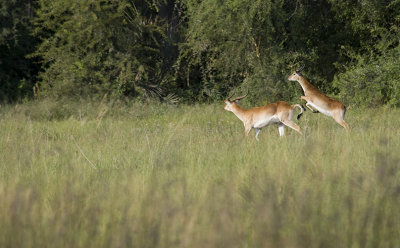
xmin=0 ymin=100 xmax=399 ymax=247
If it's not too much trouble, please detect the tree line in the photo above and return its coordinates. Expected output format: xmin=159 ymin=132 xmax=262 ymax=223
xmin=1 ymin=0 xmax=399 ymax=106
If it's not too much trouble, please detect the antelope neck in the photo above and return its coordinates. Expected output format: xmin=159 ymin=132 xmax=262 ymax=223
xmin=231 ymin=103 xmax=247 ymax=122
xmin=297 ymin=77 xmax=314 ymax=93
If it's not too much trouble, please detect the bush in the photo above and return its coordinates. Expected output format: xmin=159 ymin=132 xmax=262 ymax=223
xmin=333 ymin=46 xmax=400 ymax=107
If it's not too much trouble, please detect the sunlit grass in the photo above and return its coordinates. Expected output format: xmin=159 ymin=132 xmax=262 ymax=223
xmin=0 ymin=100 xmax=399 ymax=247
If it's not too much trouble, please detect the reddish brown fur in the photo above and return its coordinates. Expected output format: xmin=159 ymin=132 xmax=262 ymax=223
xmin=288 ymin=71 xmax=349 ymax=130
xmin=224 ymin=98 xmax=303 ymax=139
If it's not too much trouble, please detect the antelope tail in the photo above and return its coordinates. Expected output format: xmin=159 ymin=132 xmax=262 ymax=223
xmin=293 ymin=104 xmax=304 ymax=120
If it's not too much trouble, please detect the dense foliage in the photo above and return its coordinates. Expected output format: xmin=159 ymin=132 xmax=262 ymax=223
xmin=0 ymin=0 xmax=39 ymax=101
xmin=1 ymin=0 xmax=399 ymax=106
xmin=331 ymin=0 xmax=400 ymax=107
xmin=32 ymin=0 xmax=175 ymax=100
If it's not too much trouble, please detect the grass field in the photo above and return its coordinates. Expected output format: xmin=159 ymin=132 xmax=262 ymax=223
xmin=0 ymin=100 xmax=399 ymax=247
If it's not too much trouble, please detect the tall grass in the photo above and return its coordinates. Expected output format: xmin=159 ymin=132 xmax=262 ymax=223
xmin=0 ymin=100 xmax=399 ymax=247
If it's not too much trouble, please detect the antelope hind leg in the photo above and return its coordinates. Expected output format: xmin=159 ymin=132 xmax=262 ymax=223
xmin=332 ymin=112 xmax=350 ymax=130
xmin=255 ymin=128 xmax=261 ymax=141
xmin=278 ymin=124 xmax=285 ymax=137
xmin=282 ymin=120 xmax=302 ymax=135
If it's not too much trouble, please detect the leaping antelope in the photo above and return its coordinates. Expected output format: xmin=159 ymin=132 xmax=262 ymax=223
xmin=288 ymin=65 xmax=350 ymax=130
xmin=224 ymin=91 xmax=303 ymax=140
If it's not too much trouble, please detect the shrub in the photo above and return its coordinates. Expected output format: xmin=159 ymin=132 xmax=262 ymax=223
xmin=333 ymin=46 xmax=400 ymax=107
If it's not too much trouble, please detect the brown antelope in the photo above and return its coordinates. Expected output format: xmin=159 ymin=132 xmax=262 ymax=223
xmin=288 ymin=65 xmax=350 ymax=130
xmin=224 ymin=91 xmax=303 ymax=140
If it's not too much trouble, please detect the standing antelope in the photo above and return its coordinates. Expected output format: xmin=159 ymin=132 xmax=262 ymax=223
xmin=287 ymin=65 xmax=350 ymax=130
xmin=224 ymin=91 xmax=303 ymax=140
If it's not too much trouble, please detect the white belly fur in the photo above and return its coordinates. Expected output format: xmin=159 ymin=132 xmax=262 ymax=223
xmin=308 ymin=102 xmax=331 ymax=116
xmin=253 ymin=115 xmax=280 ymax=129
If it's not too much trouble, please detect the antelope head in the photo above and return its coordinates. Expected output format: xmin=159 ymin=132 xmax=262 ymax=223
xmin=224 ymin=90 xmax=249 ymax=112
xmin=288 ymin=64 xmax=305 ymax=81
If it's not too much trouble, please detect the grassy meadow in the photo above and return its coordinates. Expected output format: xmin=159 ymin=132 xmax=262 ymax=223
xmin=0 ymin=100 xmax=399 ymax=248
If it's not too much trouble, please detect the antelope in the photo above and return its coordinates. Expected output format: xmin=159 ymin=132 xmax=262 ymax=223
xmin=224 ymin=91 xmax=303 ymax=140
xmin=287 ymin=65 xmax=350 ymax=130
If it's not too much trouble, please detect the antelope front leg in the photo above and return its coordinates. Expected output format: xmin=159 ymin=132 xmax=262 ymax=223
xmin=244 ymin=124 xmax=252 ymax=137
xmin=305 ymin=103 xmax=319 ymax=113
xmin=300 ymin=96 xmax=308 ymax=111
xmin=301 ymin=96 xmax=319 ymax=113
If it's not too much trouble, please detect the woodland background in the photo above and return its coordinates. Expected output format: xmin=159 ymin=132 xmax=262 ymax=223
xmin=2 ymin=2 xmax=400 ymax=247
xmin=1 ymin=0 xmax=400 ymax=106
